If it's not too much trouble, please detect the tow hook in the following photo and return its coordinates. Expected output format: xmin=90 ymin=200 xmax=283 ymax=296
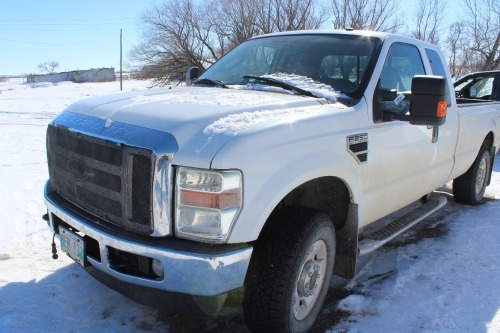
xmin=51 ymin=233 xmax=59 ymax=260
xmin=43 ymin=213 xmax=59 ymax=260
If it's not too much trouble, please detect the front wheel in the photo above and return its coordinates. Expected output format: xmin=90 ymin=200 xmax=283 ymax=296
xmin=453 ymin=146 xmax=491 ymax=205
xmin=243 ymin=207 xmax=336 ymax=333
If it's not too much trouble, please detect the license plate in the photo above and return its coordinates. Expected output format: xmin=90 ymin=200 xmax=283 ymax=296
xmin=59 ymin=226 xmax=86 ymax=266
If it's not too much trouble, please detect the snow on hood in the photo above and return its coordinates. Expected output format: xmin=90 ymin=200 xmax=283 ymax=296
xmin=65 ymin=86 xmax=331 ymax=133
xmin=62 ymin=86 xmax=322 ymax=133
xmin=203 ymin=107 xmax=334 ymax=136
xmin=194 ymin=105 xmax=344 ymax=154
xmin=123 ymin=88 xmax=282 ymax=108
xmin=257 ymin=73 xmax=347 ymax=102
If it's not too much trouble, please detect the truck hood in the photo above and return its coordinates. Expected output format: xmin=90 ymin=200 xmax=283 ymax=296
xmin=56 ymin=86 xmax=349 ymax=167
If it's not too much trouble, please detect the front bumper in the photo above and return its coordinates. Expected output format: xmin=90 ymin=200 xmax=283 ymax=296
xmin=44 ymin=182 xmax=253 ymax=298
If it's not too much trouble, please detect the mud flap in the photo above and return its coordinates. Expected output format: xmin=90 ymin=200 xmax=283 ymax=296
xmin=333 ymin=203 xmax=358 ymax=279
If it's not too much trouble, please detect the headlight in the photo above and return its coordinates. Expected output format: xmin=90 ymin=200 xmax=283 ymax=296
xmin=175 ymin=167 xmax=242 ymax=242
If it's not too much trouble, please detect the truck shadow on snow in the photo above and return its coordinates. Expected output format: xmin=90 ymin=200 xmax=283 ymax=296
xmin=0 ymin=262 xmax=167 ymax=332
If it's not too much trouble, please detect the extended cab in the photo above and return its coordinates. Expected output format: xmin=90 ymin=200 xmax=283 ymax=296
xmin=43 ymin=30 xmax=500 ymax=333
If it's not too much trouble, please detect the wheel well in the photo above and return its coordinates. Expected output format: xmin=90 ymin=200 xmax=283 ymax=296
xmin=483 ymin=131 xmax=496 ymax=186
xmin=483 ymin=132 xmax=494 ymax=148
xmin=271 ymin=177 xmax=351 ymax=230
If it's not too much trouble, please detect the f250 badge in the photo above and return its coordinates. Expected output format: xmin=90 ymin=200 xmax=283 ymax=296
xmin=347 ymin=133 xmax=368 ymax=163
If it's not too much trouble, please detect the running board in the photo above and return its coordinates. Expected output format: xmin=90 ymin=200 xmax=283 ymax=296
xmin=358 ymin=194 xmax=447 ymax=256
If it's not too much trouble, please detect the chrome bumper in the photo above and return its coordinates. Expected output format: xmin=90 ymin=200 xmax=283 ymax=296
xmin=44 ymin=182 xmax=253 ymax=297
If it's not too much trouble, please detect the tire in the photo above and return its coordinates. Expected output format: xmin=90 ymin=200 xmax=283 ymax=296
xmin=453 ymin=146 xmax=491 ymax=205
xmin=243 ymin=207 xmax=336 ymax=333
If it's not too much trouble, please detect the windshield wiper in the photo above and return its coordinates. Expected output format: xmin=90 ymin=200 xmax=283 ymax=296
xmin=193 ymin=78 xmax=228 ymax=88
xmin=243 ymin=75 xmax=317 ymax=98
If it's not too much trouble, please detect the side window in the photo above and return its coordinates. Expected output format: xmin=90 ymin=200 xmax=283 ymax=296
xmin=455 ymin=76 xmax=494 ymax=100
xmin=470 ymin=78 xmax=494 ymax=99
xmin=379 ymin=43 xmax=425 ymax=91
xmin=425 ymin=48 xmax=451 ymax=104
xmin=374 ymin=43 xmax=425 ymax=119
xmin=425 ymin=48 xmax=447 ymax=77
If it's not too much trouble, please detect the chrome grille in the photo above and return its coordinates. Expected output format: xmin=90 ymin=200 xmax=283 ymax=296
xmin=47 ymin=125 xmax=154 ymax=234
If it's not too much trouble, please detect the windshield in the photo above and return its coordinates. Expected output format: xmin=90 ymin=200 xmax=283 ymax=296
xmin=197 ymin=34 xmax=381 ymax=98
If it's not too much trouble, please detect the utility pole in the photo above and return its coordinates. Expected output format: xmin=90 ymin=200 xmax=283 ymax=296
xmin=120 ymin=29 xmax=123 ymax=91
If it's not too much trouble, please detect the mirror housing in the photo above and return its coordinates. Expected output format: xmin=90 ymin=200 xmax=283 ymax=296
xmin=407 ymin=75 xmax=447 ymax=126
xmin=185 ymin=66 xmax=199 ymax=86
xmin=379 ymin=75 xmax=447 ymax=126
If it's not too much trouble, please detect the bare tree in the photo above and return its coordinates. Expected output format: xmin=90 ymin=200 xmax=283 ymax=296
xmin=268 ymin=0 xmax=328 ymax=32
xmin=206 ymin=0 xmax=266 ymax=53
xmin=446 ymin=21 xmax=468 ymax=77
xmin=330 ymin=0 xmax=404 ymax=32
xmin=131 ymin=0 xmax=329 ymax=85
xmin=462 ymin=0 xmax=500 ymax=71
xmin=130 ymin=0 xmax=217 ymax=85
xmin=411 ymin=0 xmax=446 ymax=44
xmin=38 ymin=61 xmax=59 ymax=74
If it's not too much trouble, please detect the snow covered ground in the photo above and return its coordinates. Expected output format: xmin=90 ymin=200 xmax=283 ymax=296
xmin=0 ymin=79 xmax=498 ymax=333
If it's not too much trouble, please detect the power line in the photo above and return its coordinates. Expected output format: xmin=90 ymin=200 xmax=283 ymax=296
xmin=0 ymin=38 xmax=116 ymax=46
xmin=0 ymin=22 xmax=136 ymax=27
xmin=0 ymin=38 xmax=68 ymax=45
xmin=0 ymin=18 xmax=138 ymax=23
xmin=0 ymin=28 xmax=136 ymax=32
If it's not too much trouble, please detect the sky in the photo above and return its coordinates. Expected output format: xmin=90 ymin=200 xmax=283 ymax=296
xmin=0 ymin=0 xmax=159 ymax=75
xmin=0 ymin=0 xmax=462 ymax=76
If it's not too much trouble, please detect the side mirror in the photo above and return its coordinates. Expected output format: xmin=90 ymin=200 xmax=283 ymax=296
xmin=407 ymin=75 xmax=447 ymax=126
xmin=185 ymin=67 xmax=199 ymax=86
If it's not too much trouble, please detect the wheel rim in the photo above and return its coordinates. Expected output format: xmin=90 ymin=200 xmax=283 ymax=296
xmin=293 ymin=239 xmax=328 ymax=321
xmin=475 ymin=155 xmax=487 ymax=196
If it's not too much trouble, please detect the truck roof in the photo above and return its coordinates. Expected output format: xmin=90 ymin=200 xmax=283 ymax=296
xmin=252 ymin=29 xmax=390 ymax=39
xmin=251 ymin=29 xmax=439 ymax=49
xmin=456 ymin=70 xmax=500 ymax=79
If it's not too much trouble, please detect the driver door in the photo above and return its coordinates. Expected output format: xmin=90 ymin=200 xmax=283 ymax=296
xmin=360 ymin=42 xmax=455 ymax=226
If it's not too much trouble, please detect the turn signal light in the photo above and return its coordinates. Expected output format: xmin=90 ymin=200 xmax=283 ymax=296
xmin=179 ymin=189 xmax=239 ymax=209
xmin=437 ymin=101 xmax=447 ymax=117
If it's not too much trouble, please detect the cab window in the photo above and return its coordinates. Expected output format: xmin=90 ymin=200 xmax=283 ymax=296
xmin=373 ymin=43 xmax=426 ymax=122
xmin=425 ymin=48 xmax=451 ymax=105
xmin=379 ymin=43 xmax=425 ymax=91
xmin=455 ymin=76 xmax=494 ymax=100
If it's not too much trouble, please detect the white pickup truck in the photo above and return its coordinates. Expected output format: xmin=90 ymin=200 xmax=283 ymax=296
xmin=43 ymin=30 xmax=500 ymax=333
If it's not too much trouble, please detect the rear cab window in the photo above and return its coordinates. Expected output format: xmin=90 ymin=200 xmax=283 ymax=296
xmin=425 ymin=48 xmax=452 ymax=105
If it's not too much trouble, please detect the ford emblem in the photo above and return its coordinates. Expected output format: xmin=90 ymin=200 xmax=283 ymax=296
xmin=67 ymin=158 xmax=89 ymax=181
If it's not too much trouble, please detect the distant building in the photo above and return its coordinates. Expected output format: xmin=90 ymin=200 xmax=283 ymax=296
xmin=27 ymin=68 xmax=116 ymax=83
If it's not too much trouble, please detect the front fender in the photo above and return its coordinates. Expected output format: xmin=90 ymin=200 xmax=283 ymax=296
xmin=210 ymin=110 xmax=366 ymax=243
